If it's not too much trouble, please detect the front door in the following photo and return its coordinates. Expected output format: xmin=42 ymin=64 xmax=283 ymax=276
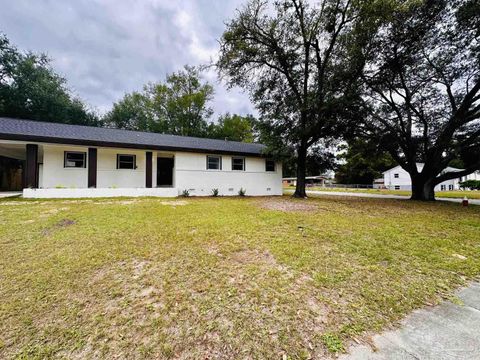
xmin=157 ymin=157 xmax=174 ymax=187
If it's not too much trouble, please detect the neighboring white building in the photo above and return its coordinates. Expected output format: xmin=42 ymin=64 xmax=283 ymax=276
xmin=382 ymin=163 xmax=480 ymax=191
xmin=0 ymin=118 xmax=282 ymax=198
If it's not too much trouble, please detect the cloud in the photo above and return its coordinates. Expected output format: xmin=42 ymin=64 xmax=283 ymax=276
xmin=0 ymin=0 xmax=254 ymax=118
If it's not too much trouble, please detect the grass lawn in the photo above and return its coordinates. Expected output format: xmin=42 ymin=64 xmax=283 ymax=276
xmin=286 ymin=186 xmax=480 ymax=200
xmin=1 ymin=196 xmax=479 ymax=359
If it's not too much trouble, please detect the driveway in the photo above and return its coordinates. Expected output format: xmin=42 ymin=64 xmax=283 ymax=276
xmin=340 ymin=282 xmax=480 ymax=359
xmin=298 ymin=190 xmax=480 ymax=206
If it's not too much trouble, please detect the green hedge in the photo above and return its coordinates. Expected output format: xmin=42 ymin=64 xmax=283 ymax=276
xmin=459 ymin=180 xmax=480 ymax=190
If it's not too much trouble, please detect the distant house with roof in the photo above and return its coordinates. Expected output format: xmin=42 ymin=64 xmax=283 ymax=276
xmin=282 ymin=175 xmax=331 ymax=187
xmin=382 ymin=163 xmax=480 ymax=191
xmin=0 ymin=118 xmax=282 ymax=198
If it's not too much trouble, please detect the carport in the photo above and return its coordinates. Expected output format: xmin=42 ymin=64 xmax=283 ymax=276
xmin=0 ymin=142 xmax=43 ymax=192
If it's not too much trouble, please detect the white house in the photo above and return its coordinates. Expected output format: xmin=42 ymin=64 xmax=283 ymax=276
xmin=0 ymin=118 xmax=282 ymax=198
xmin=382 ymin=163 xmax=480 ymax=191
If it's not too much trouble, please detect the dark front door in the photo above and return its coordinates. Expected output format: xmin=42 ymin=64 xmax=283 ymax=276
xmin=157 ymin=157 xmax=174 ymax=187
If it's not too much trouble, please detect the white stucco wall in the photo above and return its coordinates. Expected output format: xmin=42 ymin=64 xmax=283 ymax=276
xmin=41 ymin=145 xmax=150 ymax=189
xmin=36 ymin=144 xmax=282 ymax=197
xmin=174 ymin=152 xmax=283 ymax=196
xmin=97 ymin=148 xmax=147 ymax=188
xmin=42 ymin=145 xmax=88 ymax=188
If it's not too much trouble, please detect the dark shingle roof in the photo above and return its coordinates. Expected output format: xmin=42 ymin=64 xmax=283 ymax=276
xmin=0 ymin=118 xmax=266 ymax=156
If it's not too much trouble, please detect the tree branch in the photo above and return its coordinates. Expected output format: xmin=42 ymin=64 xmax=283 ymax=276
xmin=434 ymin=160 xmax=480 ymax=184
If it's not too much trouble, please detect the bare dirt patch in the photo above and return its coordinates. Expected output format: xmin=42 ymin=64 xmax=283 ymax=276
xmin=93 ymin=200 xmax=137 ymax=205
xmin=0 ymin=201 xmax=40 ymax=206
xmin=257 ymin=197 xmax=319 ymax=212
xmin=39 ymin=207 xmax=70 ymax=218
xmin=42 ymin=218 xmax=77 ymax=236
xmin=160 ymin=200 xmax=189 ymax=206
xmin=66 ymin=259 xmax=166 ymax=359
xmin=221 ymin=248 xmax=331 ymax=358
xmin=230 ymin=248 xmax=279 ymax=267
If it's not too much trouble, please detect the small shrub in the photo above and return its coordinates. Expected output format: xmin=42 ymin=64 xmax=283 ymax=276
xmin=211 ymin=188 xmax=219 ymax=197
xmin=238 ymin=188 xmax=246 ymax=196
xmin=181 ymin=189 xmax=190 ymax=197
xmin=460 ymin=180 xmax=480 ymax=190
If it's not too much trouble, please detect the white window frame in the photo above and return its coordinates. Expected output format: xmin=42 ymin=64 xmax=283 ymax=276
xmin=207 ymin=155 xmax=222 ymax=170
xmin=394 ymin=173 xmax=399 ymax=178
xmin=394 ymin=185 xmax=400 ymax=190
xmin=117 ymin=154 xmax=137 ymax=170
xmin=64 ymin=151 xmax=86 ymax=168
xmin=441 ymin=185 xmax=446 ymax=191
xmin=231 ymin=157 xmax=245 ymax=171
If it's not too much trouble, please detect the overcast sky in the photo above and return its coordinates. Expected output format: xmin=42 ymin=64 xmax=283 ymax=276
xmin=0 ymin=0 xmax=255 ymax=118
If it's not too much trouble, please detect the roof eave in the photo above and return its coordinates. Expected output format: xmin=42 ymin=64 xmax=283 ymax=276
xmin=0 ymin=133 xmax=267 ymax=158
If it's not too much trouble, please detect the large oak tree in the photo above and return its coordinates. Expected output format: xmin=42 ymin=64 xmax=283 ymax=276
xmin=359 ymin=0 xmax=480 ymax=200
xmin=217 ymin=0 xmax=370 ymax=197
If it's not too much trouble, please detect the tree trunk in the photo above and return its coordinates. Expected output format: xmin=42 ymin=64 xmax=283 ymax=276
xmin=293 ymin=143 xmax=307 ymax=198
xmin=410 ymin=176 xmax=435 ymax=201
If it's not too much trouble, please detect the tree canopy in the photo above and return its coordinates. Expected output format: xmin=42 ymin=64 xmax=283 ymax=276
xmin=207 ymin=113 xmax=255 ymax=142
xmin=358 ymin=0 xmax=480 ymax=200
xmin=0 ymin=34 xmax=98 ymax=126
xmin=105 ymin=66 xmax=258 ymax=141
xmin=217 ymin=0 xmax=372 ymax=197
xmin=104 ymin=66 xmax=214 ymax=137
xmin=335 ymin=139 xmax=396 ymax=185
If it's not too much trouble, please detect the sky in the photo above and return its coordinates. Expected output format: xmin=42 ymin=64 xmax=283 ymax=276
xmin=0 ymin=0 xmax=255 ymax=118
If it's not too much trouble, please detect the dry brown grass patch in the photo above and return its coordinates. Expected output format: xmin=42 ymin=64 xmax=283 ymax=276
xmin=257 ymin=197 xmax=320 ymax=212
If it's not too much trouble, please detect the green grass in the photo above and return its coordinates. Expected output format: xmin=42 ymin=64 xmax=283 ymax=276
xmin=285 ymin=186 xmax=480 ymax=199
xmin=0 ymin=196 xmax=479 ymax=358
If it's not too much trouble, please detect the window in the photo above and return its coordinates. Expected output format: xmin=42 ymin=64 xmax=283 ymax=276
xmin=117 ymin=154 xmax=136 ymax=169
xmin=207 ymin=155 xmax=222 ymax=170
xmin=266 ymin=159 xmax=275 ymax=172
xmin=394 ymin=173 xmax=399 ymax=178
xmin=449 ymin=185 xmax=453 ymax=191
xmin=394 ymin=185 xmax=400 ymax=190
xmin=64 ymin=151 xmax=86 ymax=168
xmin=232 ymin=157 xmax=245 ymax=171
xmin=441 ymin=185 xmax=446 ymax=191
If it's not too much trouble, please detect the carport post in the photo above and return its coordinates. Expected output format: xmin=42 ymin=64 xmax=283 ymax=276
xmin=25 ymin=144 xmax=38 ymax=188
xmin=88 ymin=148 xmax=97 ymax=188
xmin=145 ymin=151 xmax=153 ymax=188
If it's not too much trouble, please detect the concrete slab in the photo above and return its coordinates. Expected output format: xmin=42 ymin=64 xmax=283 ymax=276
xmin=341 ymin=282 xmax=480 ymax=360
xmin=457 ymin=283 xmax=480 ymax=311
xmin=0 ymin=192 xmax=21 ymax=198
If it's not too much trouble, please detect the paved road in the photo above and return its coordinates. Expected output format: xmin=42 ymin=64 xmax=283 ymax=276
xmin=288 ymin=190 xmax=480 ymax=206
xmin=340 ymin=283 xmax=480 ymax=360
